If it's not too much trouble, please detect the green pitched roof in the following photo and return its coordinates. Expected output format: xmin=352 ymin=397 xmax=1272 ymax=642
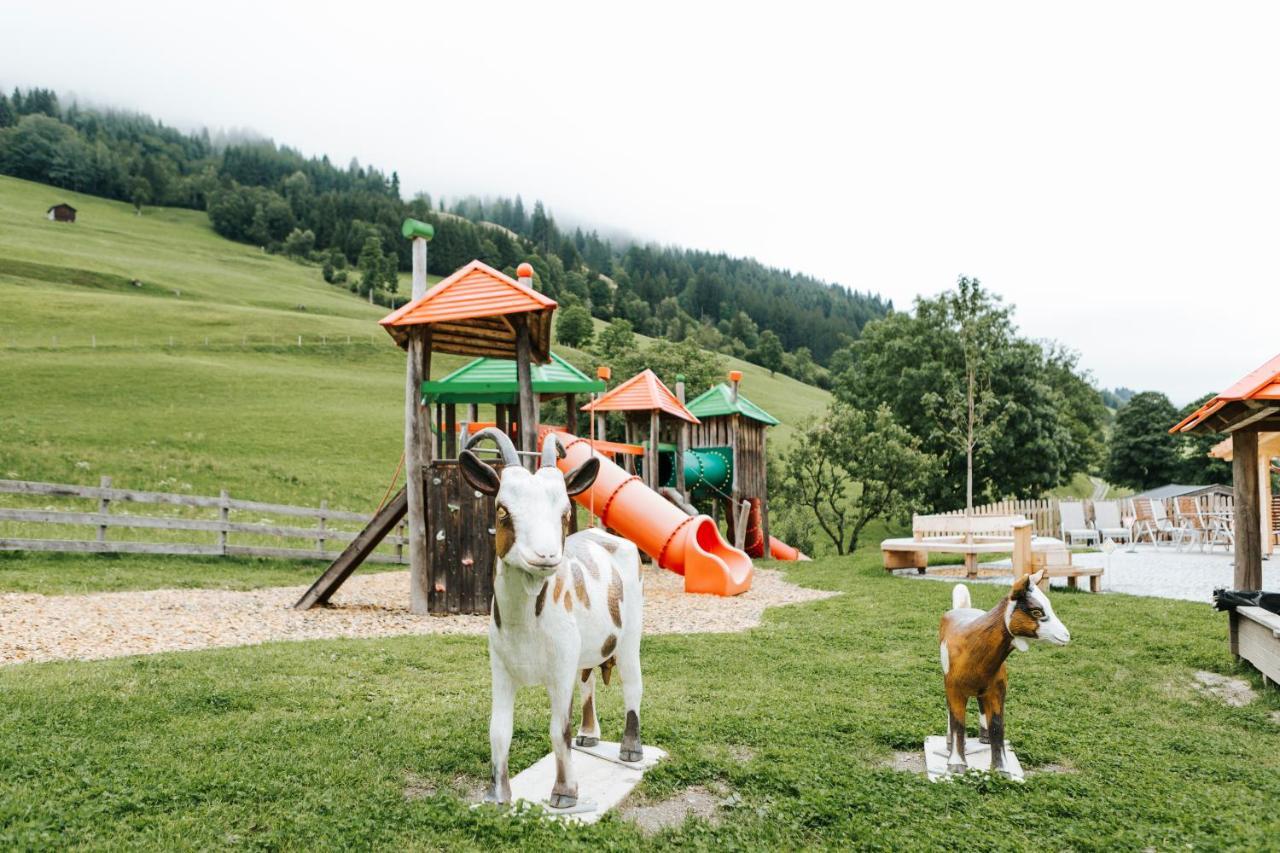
xmin=421 ymin=352 xmax=605 ymax=404
xmin=685 ymin=383 xmax=780 ymax=426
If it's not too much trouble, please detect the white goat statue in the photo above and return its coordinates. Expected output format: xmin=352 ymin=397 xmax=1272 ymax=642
xmin=460 ymin=428 xmax=645 ymax=809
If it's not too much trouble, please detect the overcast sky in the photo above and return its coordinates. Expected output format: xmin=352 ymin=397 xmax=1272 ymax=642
xmin=4 ymin=1 xmax=1276 ymax=405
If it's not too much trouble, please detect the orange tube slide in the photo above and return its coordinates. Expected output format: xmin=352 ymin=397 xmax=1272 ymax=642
xmin=551 ymin=432 xmax=752 ymax=596
xmin=769 ymin=536 xmax=810 ymax=561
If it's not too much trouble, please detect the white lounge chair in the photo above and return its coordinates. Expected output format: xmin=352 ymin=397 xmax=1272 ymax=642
xmin=1058 ymin=501 xmax=1098 ymax=548
xmin=1092 ymin=500 xmax=1132 ymax=547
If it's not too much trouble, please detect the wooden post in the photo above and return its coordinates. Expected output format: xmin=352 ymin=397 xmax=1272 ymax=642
xmin=1011 ymin=520 xmax=1037 ymax=588
xmin=406 ymin=234 xmax=432 ymax=615
xmin=317 ymin=499 xmax=328 ymax=554
xmin=467 ymin=403 xmax=479 ymax=423
xmin=760 ymin=425 xmax=770 ymax=557
xmin=514 ymin=315 xmax=538 ymax=471
xmin=97 ymin=475 xmax=112 ymax=543
xmin=1233 ymin=430 xmax=1263 ymax=590
xmin=734 ymin=499 xmax=750 ymax=551
xmin=218 ymin=489 xmax=230 ymax=555
xmin=395 ymin=520 xmax=406 ymax=563
xmin=675 ymin=377 xmax=688 ymax=499
xmin=445 ymin=403 xmax=457 ymax=459
xmin=648 ymin=410 xmax=661 ymax=491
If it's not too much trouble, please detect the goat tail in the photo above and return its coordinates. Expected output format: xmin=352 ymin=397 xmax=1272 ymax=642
xmin=951 ymin=583 xmax=971 ymax=611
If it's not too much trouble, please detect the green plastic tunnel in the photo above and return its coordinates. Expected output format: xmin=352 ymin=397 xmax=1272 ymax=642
xmin=638 ymin=446 xmax=733 ymax=500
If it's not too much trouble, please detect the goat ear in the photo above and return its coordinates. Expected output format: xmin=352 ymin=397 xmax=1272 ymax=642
xmin=459 ymin=450 xmax=501 ymax=496
xmin=562 ymin=457 xmax=599 ymax=497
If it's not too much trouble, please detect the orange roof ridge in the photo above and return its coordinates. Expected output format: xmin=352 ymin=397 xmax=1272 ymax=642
xmin=581 ymin=368 xmax=700 ymax=423
xmin=1171 ymin=351 xmax=1280 ymax=433
xmin=380 ymin=260 xmax=555 ymax=329
xmin=377 ymin=259 xmax=557 ymax=360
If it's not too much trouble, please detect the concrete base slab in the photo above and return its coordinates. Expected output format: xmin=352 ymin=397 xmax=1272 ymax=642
xmin=924 ymin=735 xmax=1024 ymax=782
xmin=506 ymin=741 xmax=667 ymax=823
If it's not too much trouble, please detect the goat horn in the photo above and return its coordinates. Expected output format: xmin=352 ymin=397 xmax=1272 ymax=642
xmin=540 ymin=434 xmax=565 ymax=469
xmin=465 ymin=427 xmax=520 ymax=468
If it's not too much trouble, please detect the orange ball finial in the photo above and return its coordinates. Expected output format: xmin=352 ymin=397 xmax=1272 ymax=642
xmin=597 ymin=365 xmax=611 ymax=381
xmin=516 ymin=262 xmax=534 ymax=279
xmin=729 ymin=370 xmax=743 ymax=382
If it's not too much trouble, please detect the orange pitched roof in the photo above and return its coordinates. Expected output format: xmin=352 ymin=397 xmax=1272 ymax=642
xmin=581 ymin=369 xmax=700 ymax=424
xmin=1172 ymin=352 xmax=1280 ymax=433
xmin=379 ymin=260 xmax=556 ymax=361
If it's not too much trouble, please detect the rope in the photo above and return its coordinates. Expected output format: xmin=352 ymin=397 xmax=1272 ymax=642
xmin=375 ymin=451 xmax=406 ymax=514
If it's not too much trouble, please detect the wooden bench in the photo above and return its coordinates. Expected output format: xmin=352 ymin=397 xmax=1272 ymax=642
xmin=881 ymin=514 xmax=1103 ymax=591
xmin=1230 ymin=606 xmax=1280 ymax=688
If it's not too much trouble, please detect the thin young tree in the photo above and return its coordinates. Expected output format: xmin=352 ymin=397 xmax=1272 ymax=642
xmin=922 ymin=277 xmax=1011 ymax=512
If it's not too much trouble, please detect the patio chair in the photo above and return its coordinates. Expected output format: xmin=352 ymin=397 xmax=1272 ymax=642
xmin=1133 ymin=498 xmax=1190 ymax=549
xmin=1173 ymin=495 xmax=1210 ymax=551
xmin=1093 ymin=500 xmax=1132 ymax=546
xmin=1205 ymin=512 xmax=1235 ymax=553
xmin=1058 ymin=501 xmax=1098 ymax=548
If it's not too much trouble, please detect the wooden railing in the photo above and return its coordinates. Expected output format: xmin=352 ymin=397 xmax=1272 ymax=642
xmin=0 ymin=477 xmax=407 ymax=563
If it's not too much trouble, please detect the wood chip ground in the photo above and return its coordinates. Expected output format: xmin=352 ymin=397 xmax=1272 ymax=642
xmin=0 ymin=565 xmax=836 ymax=666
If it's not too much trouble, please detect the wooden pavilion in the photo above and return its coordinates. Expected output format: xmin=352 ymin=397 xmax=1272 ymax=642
xmin=686 ymin=371 xmax=780 ymax=557
xmin=295 ymin=225 xmax=558 ymax=615
xmin=1171 ymin=352 xmax=1280 ymax=589
xmin=581 ymin=369 xmax=700 ymax=494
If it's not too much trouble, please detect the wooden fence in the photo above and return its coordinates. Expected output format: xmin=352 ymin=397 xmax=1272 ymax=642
xmin=935 ymin=499 xmax=1060 ymax=538
xmin=935 ymin=494 xmax=1237 ymax=539
xmin=0 ymin=477 xmax=406 ymax=563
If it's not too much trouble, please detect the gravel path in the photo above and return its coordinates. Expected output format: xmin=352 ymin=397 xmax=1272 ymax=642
xmin=903 ymin=545 xmax=1278 ymax=603
xmin=0 ymin=565 xmax=835 ymax=667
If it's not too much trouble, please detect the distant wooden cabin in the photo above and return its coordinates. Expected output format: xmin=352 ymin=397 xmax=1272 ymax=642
xmin=46 ymin=203 xmax=76 ymax=223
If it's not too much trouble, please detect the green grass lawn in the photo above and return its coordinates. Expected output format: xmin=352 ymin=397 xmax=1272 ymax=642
xmin=1 ymin=551 xmax=1276 ymax=849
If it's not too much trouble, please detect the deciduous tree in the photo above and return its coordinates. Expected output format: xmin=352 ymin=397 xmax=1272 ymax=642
xmin=1105 ymin=391 xmax=1182 ymax=490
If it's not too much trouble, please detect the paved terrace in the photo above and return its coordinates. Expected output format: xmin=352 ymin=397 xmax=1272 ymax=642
xmin=907 ymin=545 xmax=1278 ymax=603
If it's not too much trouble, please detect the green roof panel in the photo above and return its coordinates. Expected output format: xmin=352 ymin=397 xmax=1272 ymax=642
xmin=421 ymin=352 xmax=605 ymax=404
xmin=684 ymin=382 xmax=780 ymax=426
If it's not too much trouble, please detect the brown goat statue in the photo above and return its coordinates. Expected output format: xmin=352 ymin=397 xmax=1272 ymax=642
xmin=938 ymin=570 xmax=1071 ymax=777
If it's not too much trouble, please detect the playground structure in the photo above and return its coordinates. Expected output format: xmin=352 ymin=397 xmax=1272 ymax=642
xmin=296 ymin=221 xmax=759 ymax=613
xmin=685 ymin=374 xmax=803 ymax=560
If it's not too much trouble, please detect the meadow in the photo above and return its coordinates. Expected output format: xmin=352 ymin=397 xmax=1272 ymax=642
xmin=0 ymin=174 xmax=826 ymax=505
xmin=1 ymin=552 xmax=1277 ymax=849
xmin=3 ymin=176 xmax=1275 ymax=849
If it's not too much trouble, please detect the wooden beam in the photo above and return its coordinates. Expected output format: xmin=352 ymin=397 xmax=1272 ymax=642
xmin=1233 ymin=431 xmax=1263 ymax=590
xmin=1227 ymin=405 xmax=1280 ymax=432
xmin=649 ymin=410 xmax=660 ymax=491
xmin=514 ymin=314 xmax=538 ymax=470
xmin=406 ymin=322 xmax=432 ymax=615
xmin=675 ymin=379 xmax=687 ymax=498
xmin=294 ymin=486 xmax=409 ymax=609
xmin=445 ymin=403 xmax=457 ymax=459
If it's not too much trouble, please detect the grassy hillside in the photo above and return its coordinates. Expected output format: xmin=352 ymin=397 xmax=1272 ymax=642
xmin=0 ymin=175 xmax=829 ymax=512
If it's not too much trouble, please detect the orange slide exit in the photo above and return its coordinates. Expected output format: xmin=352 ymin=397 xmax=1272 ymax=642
xmin=551 ymin=432 xmax=752 ymax=596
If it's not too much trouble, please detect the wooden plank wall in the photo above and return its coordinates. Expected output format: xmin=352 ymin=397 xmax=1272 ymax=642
xmin=688 ymin=415 xmax=766 ymax=498
xmin=426 ymin=461 xmax=495 ymax=615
